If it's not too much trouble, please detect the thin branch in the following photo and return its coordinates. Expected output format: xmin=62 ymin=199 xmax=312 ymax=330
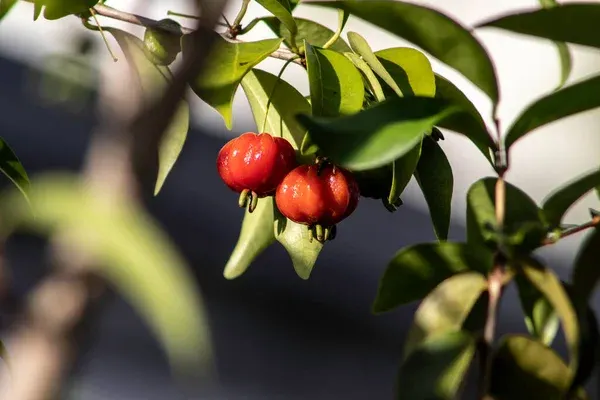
xmin=542 ymin=215 xmax=600 ymax=246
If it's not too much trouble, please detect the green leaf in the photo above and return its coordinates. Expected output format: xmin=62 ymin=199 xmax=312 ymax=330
xmin=520 ymin=258 xmax=579 ymax=376
xmin=466 ymin=177 xmax=546 ymax=254
xmin=275 ymin=209 xmax=323 ymax=280
xmin=343 ymin=52 xmax=386 ymax=102
xmin=541 ymin=169 xmax=600 ymax=229
xmin=403 ymin=271 xmax=487 ymax=358
xmin=374 ymin=47 xmax=436 ymax=98
xmin=0 ymin=137 xmax=30 ymax=205
xmin=536 ymin=0 xmax=572 ymax=90
xmin=184 ymin=33 xmax=283 ymax=129
xmin=305 ymin=0 xmax=499 ymax=105
xmin=297 ymin=96 xmax=458 ymax=171
xmin=241 ymin=68 xmax=310 ymax=149
xmin=39 ymin=0 xmax=98 ymax=20
xmin=0 ymin=173 xmax=213 ymax=376
xmin=516 ymin=274 xmax=559 ymax=346
xmin=305 ymin=42 xmax=364 ymax=118
xmin=434 ymin=74 xmax=495 ymax=162
xmin=107 ymin=28 xmax=190 ymax=196
xmin=490 ymin=335 xmax=587 ymax=400
xmin=504 ymin=74 xmax=600 ymax=150
xmin=0 ymin=0 xmax=17 ymax=20
xmin=224 ymin=197 xmax=276 ymax=279
xmin=262 ymin=17 xmax=352 ymax=53
xmin=255 ymin=0 xmax=297 ymax=46
xmin=33 ymin=0 xmax=42 ymax=20
xmin=397 ymin=331 xmax=476 ymax=400
xmin=415 ymin=138 xmax=454 ymax=241
xmin=373 ymin=242 xmax=492 ymax=313
xmin=571 ymin=228 xmax=600 ymax=303
xmin=347 ymin=32 xmax=403 ymax=97
xmin=388 ymin=139 xmax=422 ymax=206
xmin=477 ymin=3 xmax=600 ymax=49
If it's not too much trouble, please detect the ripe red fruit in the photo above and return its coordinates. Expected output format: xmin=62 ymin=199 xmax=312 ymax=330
xmin=217 ymin=132 xmax=297 ymax=211
xmin=275 ymin=164 xmax=360 ymax=229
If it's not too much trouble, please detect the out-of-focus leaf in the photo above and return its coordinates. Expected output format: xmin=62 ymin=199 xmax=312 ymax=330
xmin=347 ymin=32 xmax=403 ymax=97
xmin=434 ymin=74 xmax=494 ymax=163
xmin=256 ymin=0 xmax=297 ymax=46
xmin=241 ymin=68 xmax=310 ymax=149
xmin=504 ymin=74 xmax=600 ymax=150
xmin=305 ymin=42 xmax=364 ymax=118
xmin=397 ymin=331 xmax=476 ymax=400
xmin=0 ymin=0 xmax=17 ymax=20
xmin=537 ymin=0 xmax=572 ymax=89
xmin=490 ymin=335 xmax=588 ymax=400
xmin=343 ymin=52 xmax=386 ymax=102
xmin=262 ymin=17 xmax=352 ymax=53
xmin=541 ymin=169 xmax=600 ymax=229
xmin=374 ymin=47 xmax=436 ymax=98
xmin=373 ymin=243 xmax=492 ymax=313
xmin=0 ymin=137 xmax=30 ymax=205
xmin=297 ymin=97 xmax=458 ymax=171
xmin=0 ymin=173 xmax=213 ymax=377
xmin=108 ymin=28 xmax=190 ymax=196
xmin=388 ymin=139 xmax=422 ymax=208
xmin=520 ymin=258 xmax=579 ymax=375
xmin=224 ymin=197 xmax=276 ymax=279
xmin=275 ymin=209 xmax=323 ymax=280
xmin=183 ymin=33 xmax=283 ymax=129
xmin=39 ymin=0 xmax=98 ymax=20
xmin=415 ymin=138 xmax=453 ymax=241
xmin=305 ymin=0 xmax=499 ymax=105
xmin=403 ymin=271 xmax=487 ymax=358
xmin=516 ymin=274 xmax=559 ymax=346
xmin=571 ymin=228 xmax=600 ymax=303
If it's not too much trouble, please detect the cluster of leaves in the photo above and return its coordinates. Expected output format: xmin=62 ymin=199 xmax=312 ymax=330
xmin=3 ymin=0 xmax=600 ymax=398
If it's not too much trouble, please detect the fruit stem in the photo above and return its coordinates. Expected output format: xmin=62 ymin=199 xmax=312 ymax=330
xmin=260 ymin=56 xmax=299 ymax=134
xmin=323 ymin=10 xmax=348 ymax=49
xmin=87 ymin=8 xmax=118 ymax=62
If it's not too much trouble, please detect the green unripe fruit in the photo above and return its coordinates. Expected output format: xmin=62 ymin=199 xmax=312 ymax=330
xmin=143 ymin=18 xmax=182 ymax=66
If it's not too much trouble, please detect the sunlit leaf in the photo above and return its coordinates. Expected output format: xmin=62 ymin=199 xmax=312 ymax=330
xmin=108 ymin=28 xmax=190 ymax=196
xmin=373 ymin=242 xmax=492 ymax=313
xmin=184 ymin=33 xmax=283 ymax=129
xmin=397 ymin=331 xmax=475 ymax=400
xmin=305 ymin=0 xmax=499 ymax=105
xmin=403 ymin=271 xmax=487 ymax=358
xmin=343 ymin=52 xmax=386 ymax=102
xmin=39 ymin=0 xmax=98 ymax=20
xmin=305 ymin=42 xmax=364 ymax=118
xmin=223 ymin=197 xmax=276 ymax=279
xmin=415 ymin=138 xmax=453 ymax=241
xmin=0 ymin=173 xmax=213 ymax=376
xmin=262 ymin=16 xmax=352 ymax=53
xmin=541 ymin=169 xmax=600 ymax=229
xmin=256 ymin=0 xmax=297 ymax=47
xmin=516 ymin=274 xmax=559 ymax=346
xmin=297 ymin=97 xmax=458 ymax=171
xmin=374 ymin=47 xmax=436 ymax=98
xmin=504 ymin=74 xmax=600 ymax=150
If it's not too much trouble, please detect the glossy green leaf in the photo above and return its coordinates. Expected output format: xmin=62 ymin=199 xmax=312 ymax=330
xmin=38 ymin=0 xmax=98 ymax=20
xmin=434 ymin=74 xmax=494 ymax=162
xmin=504 ymin=74 xmax=600 ymax=150
xmin=305 ymin=0 xmax=499 ymax=105
xmin=108 ymin=28 xmax=190 ymax=196
xmin=397 ymin=331 xmax=476 ymax=400
xmin=256 ymin=0 xmax=297 ymax=47
xmin=0 ymin=0 xmax=17 ymax=20
xmin=347 ymin=32 xmax=403 ymax=97
xmin=466 ymin=177 xmax=546 ymax=254
xmin=388 ymin=139 xmax=422 ymax=207
xmin=297 ymin=97 xmax=458 ymax=171
xmin=536 ymin=0 xmax=572 ymax=89
xmin=477 ymin=3 xmax=600 ymax=49
xmin=305 ymin=43 xmax=364 ymax=118
xmin=241 ymin=68 xmax=310 ymax=149
xmin=343 ymin=52 xmax=385 ymax=102
xmin=403 ymin=271 xmax=487 ymax=358
xmin=224 ymin=197 xmax=276 ymax=279
xmin=520 ymin=258 xmax=579 ymax=375
xmin=184 ymin=33 xmax=283 ymax=129
xmin=0 ymin=137 xmax=30 ymax=205
xmin=275 ymin=209 xmax=323 ymax=280
xmin=541 ymin=169 xmax=600 ymax=229
xmin=373 ymin=242 xmax=492 ymax=313
xmin=516 ymin=274 xmax=559 ymax=346
xmin=262 ymin=17 xmax=352 ymax=54
xmin=571 ymin=228 xmax=600 ymax=303
xmin=375 ymin=47 xmax=436 ymax=98
xmin=415 ymin=138 xmax=453 ymax=241
xmin=0 ymin=173 xmax=213 ymax=376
